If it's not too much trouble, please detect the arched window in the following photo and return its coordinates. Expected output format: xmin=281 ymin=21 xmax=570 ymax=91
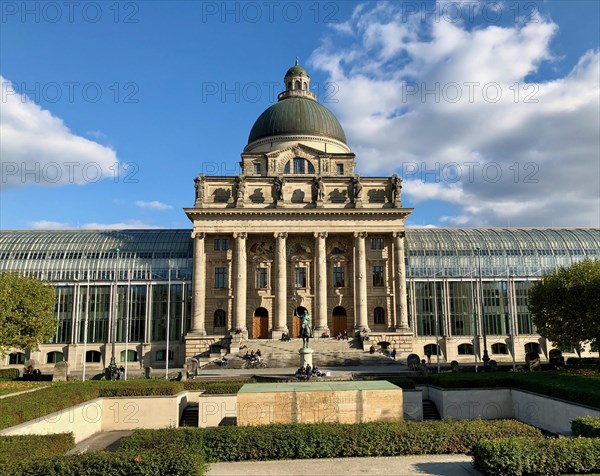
xmin=214 ymin=309 xmax=226 ymax=328
xmin=524 ymin=342 xmax=540 ymax=355
xmin=156 ymin=349 xmax=174 ymax=361
xmin=287 ymin=82 xmax=291 ymax=90
xmin=120 ymin=350 xmax=138 ymax=362
xmin=302 ymin=82 xmax=307 ymax=90
xmin=85 ymin=350 xmax=102 ymax=363
xmin=373 ymin=307 xmax=385 ymax=325
xmin=423 ymin=343 xmax=438 ymax=356
xmin=46 ymin=351 xmax=64 ymax=364
xmin=491 ymin=343 xmax=508 ymax=355
xmin=285 ymin=158 xmax=315 ymax=175
xmin=458 ymin=343 xmax=474 ymax=355
xmin=295 ymin=80 xmax=300 ymax=89
xmin=9 ymin=352 xmax=25 ymax=365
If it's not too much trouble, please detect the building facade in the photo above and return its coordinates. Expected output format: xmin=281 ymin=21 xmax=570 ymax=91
xmin=1 ymin=62 xmax=599 ymax=372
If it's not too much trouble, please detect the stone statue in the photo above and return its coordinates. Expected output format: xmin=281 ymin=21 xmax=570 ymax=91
xmin=234 ymin=176 xmax=245 ymax=201
xmin=273 ymin=177 xmax=284 ymax=202
xmin=194 ymin=174 xmax=205 ymax=205
xmin=391 ymin=174 xmax=402 ymax=205
xmin=312 ymin=176 xmax=325 ymax=202
xmin=352 ymin=175 xmax=363 ymax=203
xmin=299 ymin=309 xmax=313 ymax=348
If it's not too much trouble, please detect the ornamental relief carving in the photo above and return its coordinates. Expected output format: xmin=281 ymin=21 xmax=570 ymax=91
xmin=287 ymin=237 xmax=312 ymax=261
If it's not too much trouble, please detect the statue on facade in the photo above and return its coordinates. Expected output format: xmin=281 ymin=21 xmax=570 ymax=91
xmin=194 ymin=174 xmax=205 ymax=206
xmin=351 ymin=175 xmax=363 ymax=203
xmin=234 ymin=176 xmax=245 ymax=202
xmin=273 ymin=177 xmax=285 ymax=202
xmin=299 ymin=309 xmax=313 ymax=348
xmin=391 ymin=174 xmax=402 ymax=206
xmin=312 ymin=176 xmax=325 ymax=202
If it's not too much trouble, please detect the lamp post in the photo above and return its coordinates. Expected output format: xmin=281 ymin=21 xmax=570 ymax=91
xmin=476 ymin=247 xmax=490 ymax=368
xmin=109 ymin=248 xmax=120 ymax=372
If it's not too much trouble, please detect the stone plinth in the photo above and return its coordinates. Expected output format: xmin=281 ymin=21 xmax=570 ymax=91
xmin=237 ymin=381 xmax=403 ymax=426
xmin=299 ymin=347 xmax=313 ymax=368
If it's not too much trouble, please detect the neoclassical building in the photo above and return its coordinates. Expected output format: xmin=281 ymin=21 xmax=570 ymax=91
xmin=184 ymin=61 xmax=413 ymax=357
xmin=1 ymin=62 xmax=599 ymax=372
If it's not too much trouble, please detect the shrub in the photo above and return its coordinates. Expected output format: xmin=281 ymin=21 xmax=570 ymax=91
xmin=361 ymin=376 xmax=416 ymax=389
xmin=5 ymin=450 xmax=206 ymax=476
xmin=0 ymin=369 xmax=19 ymax=380
xmin=98 ymin=380 xmax=184 ymax=397
xmin=120 ymin=419 xmax=541 ymax=461
xmin=0 ymin=433 xmax=75 ymax=474
xmin=473 ymin=437 xmax=600 ymax=476
xmin=182 ymin=379 xmax=253 ymax=394
xmin=572 ymin=416 xmax=600 ymax=438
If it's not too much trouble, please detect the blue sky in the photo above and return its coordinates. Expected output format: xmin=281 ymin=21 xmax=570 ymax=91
xmin=1 ymin=1 xmax=598 ymax=230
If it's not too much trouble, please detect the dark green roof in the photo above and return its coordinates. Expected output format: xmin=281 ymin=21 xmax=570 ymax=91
xmin=285 ymin=64 xmax=308 ymax=77
xmin=248 ymin=97 xmax=347 ymax=144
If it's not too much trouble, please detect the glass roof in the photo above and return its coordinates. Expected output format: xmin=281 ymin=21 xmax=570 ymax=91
xmin=0 ymin=228 xmax=597 ymax=280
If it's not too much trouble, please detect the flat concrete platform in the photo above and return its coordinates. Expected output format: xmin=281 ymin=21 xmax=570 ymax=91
xmin=207 ymin=454 xmax=482 ymax=476
xmin=67 ymin=430 xmax=133 ymax=455
xmin=238 ymin=380 xmax=400 ymax=393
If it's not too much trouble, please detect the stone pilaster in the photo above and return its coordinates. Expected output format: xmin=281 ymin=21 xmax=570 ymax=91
xmin=314 ymin=231 xmax=329 ymax=334
xmin=190 ymin=232 xmax=206 ymax=335
xmin=233 ymin=232 xmax=248 ymax=332
xmin=354 ymin=232 xmax=370 ymax=331
xmin=273 ymin=232 xmax=288 ymax=334
xmin=393 ymin=231 xmax=411 ymax=332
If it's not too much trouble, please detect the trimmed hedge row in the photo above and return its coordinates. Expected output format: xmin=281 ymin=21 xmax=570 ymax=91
xmin=0 ymin=369 xmax=19 ymax=380
xmin=3 ymin=450 xmax=206 ymax=476
xmin=0 ymin=433 xmax=75 ymax=474
xmin=0 ymin=381 xmax=185 ymax=430
xmin=417 ymin=372 xmax=600 ymax=409
xmin=473 ymin=436 xmax=600 ymax=476
xmin=572 ymin=416 xmax=600 ymax=438
xmin=182 ymin=379 xmax=253 ymax=394
xmin=120 ymin=419 xmax=542 ymax=461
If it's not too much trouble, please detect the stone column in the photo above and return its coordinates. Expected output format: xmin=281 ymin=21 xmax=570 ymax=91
xmin=393 ymin=231 xmax=410 ymax=331
xmin=314 ymin=232 xmax=329 ymax=334
xmin=233 ymin=232 xmax=248 ymax=332
xmin=273 ymin=232 xmax=289 ymax=334
xmin=190 ymin=232 xmax=206 ymax=335
xmin=354 ymin=232 xmax=370 ymax=331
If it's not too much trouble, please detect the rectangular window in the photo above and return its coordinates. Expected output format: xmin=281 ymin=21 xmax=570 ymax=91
xmin=253 ymin=163 xmax=261 ymax=174
xmin=256 ymin=267 xmax=268 ymax=289
xmin=336 ymin=163 xmax=344 ymax=175
xmin=333 ymin=266 xmax=345 ymax=287
xmin=214 ymin=267 xmax=227 ymax=288
xmin=293 ymin=158 xmax=305 ymax=174
xmin=372 ymin=266 xmax=384 ymax=287
xmin=214 ymin=239 xmax=220 ymax=251
xmin=369 ymin=238 xmax=385 ymax=250
xmin=214 ymin=238 xmax=229 ymax=251
xmin=295 ymin=267 xmax=307 ymax=288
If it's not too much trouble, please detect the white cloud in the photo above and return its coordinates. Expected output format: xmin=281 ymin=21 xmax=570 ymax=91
xmin=135 ymin=200 xmax=173 ymax=211
xmin=80 ymin=220 xmax=159 ymax=230
xmin=0 ymin=76 xmax=118 ymax=189
xmin=29 ymin=220 xmax=71 ymax=229
xmin=311 ymin=2 xmax=600 ymax=227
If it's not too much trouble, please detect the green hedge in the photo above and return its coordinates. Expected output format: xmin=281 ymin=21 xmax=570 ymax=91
xmin=4 ymin=450 xmax=206 ymax=476
xmin=182 ymin=379 xmax=253 ymax=394
xmin=0 ymin=369 xmax=19 ymax=380
xmin=572 ymin=416 xmax=600 ymax=438
xmin=121 ymin=420 xmax=541 ymax=461
xmin=473 ymin=436 xmax=600 ymax=476
xmin=98 ymin=380 xmax=184 ymax=397
xmin=0 ymin=433 xmax=75 ymax=474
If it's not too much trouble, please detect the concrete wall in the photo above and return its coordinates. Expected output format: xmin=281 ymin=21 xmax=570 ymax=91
xmin=199 ymin=394 xmax=238 ymax=428
xmin=403 ymin=389 xmax=423 ymax=421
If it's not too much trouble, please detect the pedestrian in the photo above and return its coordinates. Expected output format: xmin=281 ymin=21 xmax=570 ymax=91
xmin=426 ymin=348 xmax=432 ymax=364
xmin=391 ymin=349 xmax=396 ymax=360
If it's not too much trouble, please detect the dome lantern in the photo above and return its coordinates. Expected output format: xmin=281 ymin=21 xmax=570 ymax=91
xmin=279 ymin=57 xmax=316 ymax=101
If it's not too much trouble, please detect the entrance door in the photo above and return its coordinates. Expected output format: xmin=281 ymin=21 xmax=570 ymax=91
xmin=292 ymin=316 xmax=301 ymax=337
xmin=252 ymin=307 xmax=269 ymax=339
xmin=332 ymin=306 xmax=348 ymax=336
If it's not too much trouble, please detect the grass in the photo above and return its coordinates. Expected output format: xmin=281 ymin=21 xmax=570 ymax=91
xmin=0 ymin=381 xmax=48 ymax=397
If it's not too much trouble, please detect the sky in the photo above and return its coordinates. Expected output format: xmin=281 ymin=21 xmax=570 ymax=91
xmin=1 ymin=0 xmax=599 ymax=230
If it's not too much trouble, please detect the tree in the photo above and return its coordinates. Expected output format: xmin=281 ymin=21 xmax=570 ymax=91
xmin=0 ymin=273 xmax=57 ymax=356
xmin=529 ymin=259 xmax=600 ymax=359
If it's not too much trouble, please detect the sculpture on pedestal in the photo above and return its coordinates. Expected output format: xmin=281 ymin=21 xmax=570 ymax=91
xmin=299 ymin=309 xmax=313 ymax=349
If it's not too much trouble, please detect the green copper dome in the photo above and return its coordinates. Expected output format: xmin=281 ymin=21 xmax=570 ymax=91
xmin=285 ymin=64 xmax=308 ymax=77
xmin=248 ymin=97 xmax=347 ymax=144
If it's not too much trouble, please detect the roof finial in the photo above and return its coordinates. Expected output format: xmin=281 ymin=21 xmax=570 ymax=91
xmin=295 ymin=56 xmax=299 ymax=66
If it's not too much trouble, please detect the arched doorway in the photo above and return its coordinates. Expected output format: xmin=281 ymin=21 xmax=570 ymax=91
xmin=332 ymin=306 xmax=347 ymax=336
xmin=253 ymin=307 xmax=269 ymax=339
xmin=292 ymin=306 xmax=308 ymax=338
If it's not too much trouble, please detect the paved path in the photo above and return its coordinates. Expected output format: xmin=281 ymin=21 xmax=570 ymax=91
xmin=67 ymin=430 xmax=133 ymax=455
xmin=207 ymin=455 xmax=482 ymax=476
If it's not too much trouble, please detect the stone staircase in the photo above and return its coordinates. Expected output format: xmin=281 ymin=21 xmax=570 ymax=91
xmin=200 ymin=337 xmax=402 ymax=369
xmin=179 ymin=403 xmax=199 ymax=427
xmin=422 ymin=399 xmax=441 ymax=420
